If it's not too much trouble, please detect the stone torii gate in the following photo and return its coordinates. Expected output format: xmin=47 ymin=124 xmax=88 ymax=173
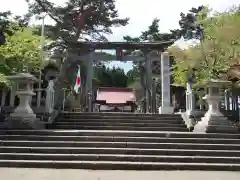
xmin=67 ymin=41 xmax=174 ymax=113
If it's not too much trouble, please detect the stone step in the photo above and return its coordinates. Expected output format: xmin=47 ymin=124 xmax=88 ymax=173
xmin=1 ymin=153 xmax=240 ymax=164
xmin=1 ymin=135 xmax=240 ymax=144
xmin=60 ymin=116 xmax=182 ymax=120
xmin=59 ymin=115 xmax=179 ymax=121
xmin=55 ymin=119 xmax=183 ymax=124
xmin=0 ymin=159 xmax=239 ymax=171
xmin=52 ymin=122 xmax=186 ymax=128
xmin=1 ymin=141 xmax=239 ymax=150
xmin=1 ymin=130 xmax=239 ymax=139
xmin=60 ymin=112 xmax=181 ymax=117
xmin=1 ymin=146 xmax=240 ymax=157
xmin=50 ymin=125 xmax=188 ymax=132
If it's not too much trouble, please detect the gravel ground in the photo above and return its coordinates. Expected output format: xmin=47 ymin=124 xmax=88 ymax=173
xmin=1 ymin=168 xmax=240 ymax=180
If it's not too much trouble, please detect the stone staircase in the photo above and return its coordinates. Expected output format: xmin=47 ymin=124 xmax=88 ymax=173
xmin=0 ymin=112 xmax=240 ymax=170
xmin=49 ymin=112 xmax=188 ymax=132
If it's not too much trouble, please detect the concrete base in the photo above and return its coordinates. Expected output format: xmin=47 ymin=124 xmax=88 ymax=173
xmin=186 ymin=110 xmax=205 ymax=117
xmin=184 ymin=110 xmax=206 ymax=129
xmin=2 ymin=168 xmax=240 ymax=180
xmin=180 ymin=112 xmax=196 ymax=130
xmin=3 ymin=116 xmax=44 ymax=129
xmin=193 ymin=115 xmax=238 ymax=133
xmin=159 ymin=106 xmax=174 ymax=114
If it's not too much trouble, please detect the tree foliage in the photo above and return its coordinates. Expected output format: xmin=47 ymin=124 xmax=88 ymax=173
xmin=0 ymin=11 xmax=42 ymax=85
xmin=24 ymin=0 xmax=130 ymax=109
xmin=170 ymin=6 xmax=240 ymax=85
xmin=0 ymin=28 xmax=42 ymax=73
xmin=123 ymin=18 xmax=177 ymax=93
xmin=96 ymin=66 xmax=129 ymax=88
xmin=26 ymin=0 xmax=129 ymax=41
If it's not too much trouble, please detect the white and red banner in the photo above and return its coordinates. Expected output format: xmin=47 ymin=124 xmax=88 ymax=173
xmin=74 ymin=66 xmax=81 ymax=93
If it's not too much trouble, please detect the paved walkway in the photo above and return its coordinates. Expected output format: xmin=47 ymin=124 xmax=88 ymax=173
xmin=1 ymin=168 xmax=240 ymax=180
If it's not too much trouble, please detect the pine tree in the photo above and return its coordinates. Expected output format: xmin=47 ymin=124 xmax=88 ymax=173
xmin=25 ymin=0 xmax=129 ymax=109
xmin=26 ymin=0 xmax=129 ymax=41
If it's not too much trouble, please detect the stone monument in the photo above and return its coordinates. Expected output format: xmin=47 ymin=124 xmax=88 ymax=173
xmin=193 ymin=79 xmax=237 ymax=133
xmin=159 ymin=52 xmax=174 ymax=114
xmin=3 ymin=73 xmax=43 ymax=129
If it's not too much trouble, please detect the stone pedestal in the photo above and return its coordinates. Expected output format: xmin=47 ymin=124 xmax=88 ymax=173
xmin=194 ymin=80 xmax=237 ymax=133
xmin=159 ymin=52 xmax=174 ymax=114
xmin=159 ymin=106 xmax=174 ymax=114
xmin=4 ymin=73 xmax=43 ymax=129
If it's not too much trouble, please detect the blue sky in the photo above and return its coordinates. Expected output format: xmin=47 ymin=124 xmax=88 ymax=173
xmin=1 ymin=0 xmax=239 ymax=72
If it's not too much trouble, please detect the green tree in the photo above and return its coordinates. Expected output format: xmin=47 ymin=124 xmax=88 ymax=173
xmin=25 ymin=0 xmax=129 ymax=108
xmin=171 ymin=6 xmax=240 ymax=85
xmin=126 ymin=68 xmax=138 ymax=85
xmin=0 ymin=28 xmax=42 ymax=73
xmin=0 ymin=11 xmax=42 ymax=85
xmin=26 ymin=0 xmax=129 ymax=41
xmin=96 ymin=66 xmax=128 ymax=88
xmin=123 ymin=18 xmax=177 ymax=96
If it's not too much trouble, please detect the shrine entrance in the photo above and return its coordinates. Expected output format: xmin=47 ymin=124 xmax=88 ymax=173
xmin=67 ymin=41 xmax=174 ymax=113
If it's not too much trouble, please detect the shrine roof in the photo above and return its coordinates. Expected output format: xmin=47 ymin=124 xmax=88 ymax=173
xmin=96 ymin=87 xmax=136 ymax=104
xmin=66 ymin=40 xmax=175 ymax=50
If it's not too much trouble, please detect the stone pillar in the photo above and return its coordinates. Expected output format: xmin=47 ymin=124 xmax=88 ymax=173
xmin=4 ymin=73 xmax=43 ymax=129
xmin=86 ymin=49 xmax=94 ymax=112
xmin=194 ymin=80 xmax=237 ymax=133
xmin=45 ymin=79 xmax=55 ymax=114
xmin=144 ymin=51 xmax=152 ymax=113
xmin=62 ymin=88 xmax=67 ymax=111
xmin=224 ymin=89 xmax=230 ymax=110
xmin=185 ymin=82 xmax=204 ymax=129
xmin=1 ymin=88 xmax=7 ymax=107
xmin=199 ymin=94 xmax=203 ymax=110
xmin=186 ymin=82 xmax=196 ymax=116
xmin=44 ymin=66 xmax=58 ymax=114
xmin=159 ymin=52 xmax=174 ymax=114
xmin=197 ymin=90 xmax=205 ymax=111
xmin=36 ymin=88 xmax=42 ymax=107
xmin=152 ymin=78 xmax=156 ymax=113
xmin=10 ymin=84 xmax=16 ymax=107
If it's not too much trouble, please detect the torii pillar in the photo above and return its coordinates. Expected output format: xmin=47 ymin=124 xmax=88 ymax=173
xmin=144 ymin=50 xmax=152 ymax=113
xmin=86 ymin=49 xmax=94 ymax=112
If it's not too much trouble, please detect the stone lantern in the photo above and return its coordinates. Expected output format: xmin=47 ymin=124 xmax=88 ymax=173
xmin=193 ymin=79 xmax=237 ymax=133
xmin=4 ymin=73 xmax=43 ymax=129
